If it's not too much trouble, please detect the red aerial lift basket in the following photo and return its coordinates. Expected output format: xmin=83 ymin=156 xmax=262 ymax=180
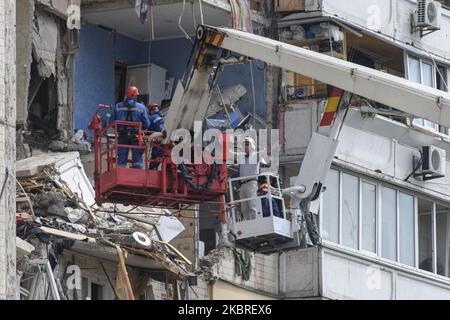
xmin=92 ymin=120 xmax=228 ymax=210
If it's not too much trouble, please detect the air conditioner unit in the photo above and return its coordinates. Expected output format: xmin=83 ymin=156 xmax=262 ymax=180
xmin=414 ymin=0 xmax=442 ymax=30
xmin=414 ymin=146 xmax=446 ymax=181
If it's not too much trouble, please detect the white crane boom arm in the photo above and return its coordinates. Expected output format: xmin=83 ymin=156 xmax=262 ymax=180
xmin=211 ymin=26 xmax=450 ymax=128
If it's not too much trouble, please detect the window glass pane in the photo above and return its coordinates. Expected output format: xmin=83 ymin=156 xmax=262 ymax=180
xmin=409 ymin=58 xmax=437 ymax=130
xmin=436 ymin=66 xmax=448 ymax=92
xmin=381 ymin=187 xmax=397 ymax=261
xmin=408 ymin=56 xmax=421 ymax=83
xmin=423 ymin=62 xmax=437 ymax=128
xmin=362 ymin=182 xmax=376 ymax=253
xmin=399 ymin=193 xmax=415 ymax=267
xmin=90 ymin=283 xmax=103 ymax=300
xmin=342 ymin=173 xmax=359 ymax=249
xmin=424 ymin=120 xmax=438 ymax=130
xmin=419 ymin=198 xmax=433 ymax=273
xmin=322 ymin=169 xmax=339 ymax=243
xmin=422 ymin=62 xmax=433 ymax=87
xmin=436 ymin=205 xmax=449 ymax=277
xmin=413 ymin=118 xmax=425 ymax=127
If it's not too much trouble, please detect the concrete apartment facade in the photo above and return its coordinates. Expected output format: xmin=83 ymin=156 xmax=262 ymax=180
xmin=4 ymin=0 xmax=450 ymax=300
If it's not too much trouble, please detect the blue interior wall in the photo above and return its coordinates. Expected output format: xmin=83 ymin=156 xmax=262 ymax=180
xmin=75 ymin=26 xmax=266 ymax=135
xmin=115 ymin=33 xmax=149 ymax=65
xmin=75 ymin=24 xmax=151 ymax=135
xmin=146 ymin=38 xmax=266 ymax=119
xmin=147 ymin=38 xmax=193 ymax=84
xmin=74 ymin=24 xmax=115 ymax=134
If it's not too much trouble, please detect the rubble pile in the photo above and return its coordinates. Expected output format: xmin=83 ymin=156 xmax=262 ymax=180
xmin=16 ymin=152 xmax=193 ymax=300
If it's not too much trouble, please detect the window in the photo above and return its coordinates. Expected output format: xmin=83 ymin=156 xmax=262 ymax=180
xmin=381 ymin=187 xmax=397 ymax=261
xmin=436 ymin=204 xmax=450 ymax=277
xmin=361 ymin=182 xmax=376 ymax=253
xmin=81 ymin=277 xmax=104 ymax=300
xmin=436 ymin=66 xmax=448 ymax=92
xmin=418 ymin=198 xmax=433 ymax=273
xmin=408 ymin=56 xmax=421 ymax=83
xmin=342 ymin=174 xmax=359 ymax=249
xmin=321 ymin=168 xmax=450 ymax=278
xmin=407 ymin=54 xmax=449 ymax=132
xmin=399 ymin=192 xmax=415 ymax=267
xmin=322 ymin=169 xmax=340 ymax=243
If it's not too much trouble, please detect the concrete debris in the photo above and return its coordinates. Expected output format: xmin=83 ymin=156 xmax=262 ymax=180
xmin=48 ymin=140 xmax=91 ymax=155
xmin=16 ymin=152 xmax=193 ymax=300
xmin=200 ymin=248 xmax=225 ymax=268
xmin=32 ymin=191 xmax=67 ymax=216
xmin=206 ymin=85 xmax=248 ymax=118
xmin=64 ymin=207 xmax=88 ymax=224
xmin=197 ymin=248 xmax=226 ymax=280
xmin=16 ymin=237 xmax=35 ymax=259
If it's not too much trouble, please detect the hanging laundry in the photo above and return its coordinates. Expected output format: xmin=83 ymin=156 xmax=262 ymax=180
xmin=135 ymin=0 xmax=154 ymax=24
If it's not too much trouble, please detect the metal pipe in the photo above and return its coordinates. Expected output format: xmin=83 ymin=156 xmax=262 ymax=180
xmin=282 ymin=185 xmax=306 ymax=197
xmin=198 ymin=0 xmax=204 ymax=25
xmin=45 ymin=260 xmax=61 ymax=300
xmin=148 ymin=131 xmax=163 ymax=141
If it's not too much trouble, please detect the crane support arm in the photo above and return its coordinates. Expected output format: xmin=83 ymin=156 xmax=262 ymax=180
xmin=199 ymin=25 xmax=450 ymax=128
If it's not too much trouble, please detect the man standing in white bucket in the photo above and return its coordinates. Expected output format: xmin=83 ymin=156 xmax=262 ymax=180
xmin=238 ymin=137 xmax=269 ymax=221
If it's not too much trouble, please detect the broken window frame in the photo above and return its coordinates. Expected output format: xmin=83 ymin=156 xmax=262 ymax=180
xmin=405 ymin=53 xmax=450 ymax=134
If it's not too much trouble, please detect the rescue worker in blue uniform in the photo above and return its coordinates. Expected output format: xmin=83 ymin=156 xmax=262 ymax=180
xmin=110 ymin=86 xmax=150 ymax=169
xmin=147 ymin=102 xmax=165 ymax=170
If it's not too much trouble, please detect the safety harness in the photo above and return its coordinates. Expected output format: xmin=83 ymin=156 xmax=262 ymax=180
xmin=118 ymin=100 xmax=138 ymax=144
xmin=125 ymin=100 xmax=137 ymax=122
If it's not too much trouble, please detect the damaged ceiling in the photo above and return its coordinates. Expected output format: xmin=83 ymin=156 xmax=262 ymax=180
xmin=81 ymin=1 xmax=231 ymax=40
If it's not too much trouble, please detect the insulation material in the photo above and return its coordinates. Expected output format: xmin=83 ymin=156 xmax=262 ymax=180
xmin=115 ymin=246 xmax=135 ymax=300
xmin=151 ymin=216 xmax=185 ymax=243
xmin=32 ymin=10 xmax=58 ymax=79
xmin=206 ymin=85 xmax=248 ymax=118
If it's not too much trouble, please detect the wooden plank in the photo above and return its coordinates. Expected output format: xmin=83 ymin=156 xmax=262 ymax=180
xmin=39 ymin=226 xmax=93 ymax=241
xmin=153 ymin=239 xmax=192 ymax=266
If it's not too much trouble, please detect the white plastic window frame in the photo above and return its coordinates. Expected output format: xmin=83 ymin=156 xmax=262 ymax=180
xmin=319 ymin=168 xmax=450 ymax=274
xmin=405 ymin=53 xmax=439 ymax=132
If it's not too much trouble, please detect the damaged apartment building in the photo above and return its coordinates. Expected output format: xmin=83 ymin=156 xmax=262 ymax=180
xmin=6 ymin=0 xmax=450 ymax=300
xmin=17 ymin=0 xmax=83 ymax=158
xmin=12 ymin=0 xmax=273 ymax=300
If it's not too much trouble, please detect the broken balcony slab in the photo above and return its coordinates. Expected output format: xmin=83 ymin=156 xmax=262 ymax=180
xmin=16 ymin=152 xmax=80 ymax=177
xmin=16 ymin=151 xmax=96 ymax=208
xmin=16 ymin=237 xmax=35 ymax=259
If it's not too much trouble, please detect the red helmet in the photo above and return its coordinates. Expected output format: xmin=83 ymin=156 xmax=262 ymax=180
xmin=148 ymin=102 xmax=160 ymax=114
xmin=125 ymin=86 xmax=139 ymax=99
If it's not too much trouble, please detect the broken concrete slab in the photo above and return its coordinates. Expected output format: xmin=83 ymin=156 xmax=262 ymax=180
xmin=16 ymin=237 xmax=35 ymax=258
xmin=16 ymin=152 xmax=80 ymax=177
xmin=16 ymin=151 xmax=96 ymax=208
